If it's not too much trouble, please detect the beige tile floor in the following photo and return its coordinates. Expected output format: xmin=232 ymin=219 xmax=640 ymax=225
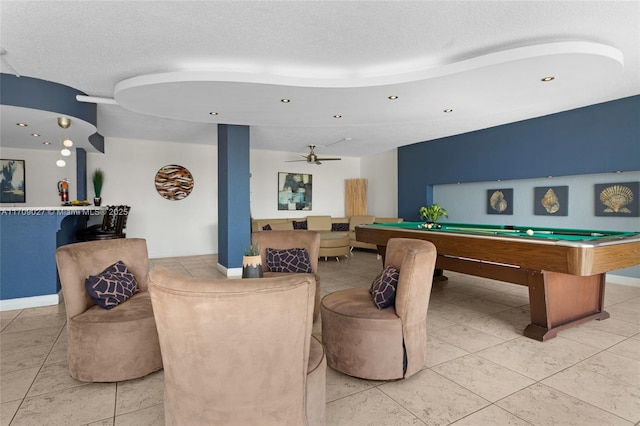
xmin=1 ymin=251 xmax=639 ymax=425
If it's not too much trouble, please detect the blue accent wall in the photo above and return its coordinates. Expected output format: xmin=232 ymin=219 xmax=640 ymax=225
xmin=217 ymin=124 xmax=251 ymax=269
xmin=76 ymin=148 xmax=87 ymax=200
xmin=0 ymin=211 xmax=85 ymax=300
xmin=398 ymin=95 xmax=640 ymax=220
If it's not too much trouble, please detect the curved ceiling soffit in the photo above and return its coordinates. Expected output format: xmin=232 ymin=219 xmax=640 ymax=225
xmin=114 ymin=41 xmax=624 ymax=126
xmin=0 ymin=74 xmax=104 ymax=153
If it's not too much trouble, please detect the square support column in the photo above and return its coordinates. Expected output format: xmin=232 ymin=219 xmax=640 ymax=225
xmin=217 ymin=124 xmax=251 ymax=276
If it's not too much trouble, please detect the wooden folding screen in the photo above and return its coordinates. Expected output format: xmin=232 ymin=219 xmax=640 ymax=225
xmin=345 ymin=179 xmax=368 ymax=216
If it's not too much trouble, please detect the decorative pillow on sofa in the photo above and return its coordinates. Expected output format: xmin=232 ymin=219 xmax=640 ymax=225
xmin=262 ymin=224 xmax=273 ymax=231
xmin=369 ymin=265 xmax=399 ymax=309
xmin=85 ymin=260 xmax=138 ymax=310
xmin=266 ymin=248 xmax=313 ymax=273
xmin=292 ymin=220 xmax=308 ymax=230
xmin=331 ymin=222 xmax=349 ymax=232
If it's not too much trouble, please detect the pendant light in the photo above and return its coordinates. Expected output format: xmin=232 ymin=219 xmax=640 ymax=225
xmin=57 ymin=117 xmax=72 ymax=167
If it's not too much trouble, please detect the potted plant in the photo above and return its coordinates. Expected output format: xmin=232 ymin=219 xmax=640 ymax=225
xmin=92 ymin=169 xmax=104 ymax=206
xmin=419 ymin=203 xmax=448 ymax=228
xmin=242 ymin=243 xmax=263 ymax=278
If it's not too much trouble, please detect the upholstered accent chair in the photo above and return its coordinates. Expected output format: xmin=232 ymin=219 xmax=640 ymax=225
xmin=148 ymin=268 xmax=326 ymax=426
xmin=320 ymin=238 xmax=437 ymax=380
xmin=251 ymin=230 xmax=322 ymax=321
xmin=55 ymin=238 xmax=162 ymax=382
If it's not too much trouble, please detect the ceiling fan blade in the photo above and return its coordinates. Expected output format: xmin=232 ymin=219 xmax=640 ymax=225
xmin=315 ymin=157 xmax=341 ymax=161
xmin=285 ymin=159 xmax=308 ymax=162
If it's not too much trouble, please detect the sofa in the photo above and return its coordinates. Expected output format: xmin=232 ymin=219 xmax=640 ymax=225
xmin=252 ymin=215 xmax=403 ymax=255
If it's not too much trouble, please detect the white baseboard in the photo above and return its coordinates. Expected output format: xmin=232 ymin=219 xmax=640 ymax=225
xmin=0 ymin=292 xmax=61 ymax=312
xmin=607 ymin=274 xmax=640 ymax=288
xmin=216 ymin=263 xmax=242 ymax=277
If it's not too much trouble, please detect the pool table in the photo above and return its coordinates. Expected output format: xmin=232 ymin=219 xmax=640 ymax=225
xmin=356 ymin=222 xmax=640 ymax=341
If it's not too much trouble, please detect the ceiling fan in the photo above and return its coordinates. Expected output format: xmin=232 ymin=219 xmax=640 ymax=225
xmin=286 ymin=145 xmax=342 ymax=165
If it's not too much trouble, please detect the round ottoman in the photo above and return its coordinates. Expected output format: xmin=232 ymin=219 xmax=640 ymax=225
xmin=319 ymin=233 xmax=350 ymax=261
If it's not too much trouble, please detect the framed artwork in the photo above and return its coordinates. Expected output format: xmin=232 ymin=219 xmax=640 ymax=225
xmin=1 ymin=159 xmax=26 ymax=203
xmin=278 ymin=172 xmax=312 ymax=210
xmin=534 ymin=186 xmax=568 ymax=216
xmin=595 ymin=181 xmax=639 ymax=217
xmin=487 ymin=188 xmax=513 ymax=215
xmin=154 ymin=164 xmax=194 ymax=200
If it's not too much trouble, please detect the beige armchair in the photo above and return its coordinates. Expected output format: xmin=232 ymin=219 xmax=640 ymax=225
xmin=148 ymin=268 xmax=326 ymax=426
xmin=55 ymin=238 xmax=162 ymax=382
xmin=252 ymin=230 xmax=322 ymax=320
xmin=320 ymin=238 xmax=437 ymax=380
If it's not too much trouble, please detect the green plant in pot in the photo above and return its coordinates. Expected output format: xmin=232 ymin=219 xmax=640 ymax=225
xmin=92 ymin=169 xmax=104 ymax=206
xmin=419 ymin=203 xmax=448 ymax=228
xmin=242 ymin=243 xmax=263 ymax=278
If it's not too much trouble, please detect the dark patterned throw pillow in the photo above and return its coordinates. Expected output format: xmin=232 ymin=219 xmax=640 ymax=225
xmin=292 ymin=220 xmax=308 ymax=230
xmin=262 ymin=224 xmax=273 ymax=231
xmin=331 ymin=222 xmax=349 ymax=231
xmin=85 ymin=260 xmax=138 ymax=310
xmin=266 ymin=248 xmax=313 ymax=273
xmin=369 ymin=265 xmax=399 ymax=309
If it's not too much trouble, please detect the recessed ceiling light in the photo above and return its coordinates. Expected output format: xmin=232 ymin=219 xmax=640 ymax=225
xmin=42 ymin=141 xmax=51 ymax=145
xmin=209 ymin=112 xmax=218 ymax=116
xmin=333 ymin=115 xmax=342 ymax=119
xmin=16 ymin=122 xmax=28 ymax=127
xmin=541 ymin=76 xmax=555 ymax=82
xmin=31 ymin=133 xmax=40 ymax=137
xmin=280 ymin=98 xmax=291 ymax=103
xmin=388 ymin=96 xmax=398 ymax=100
xmin=443 ymin=108 xmax=453 ymax=113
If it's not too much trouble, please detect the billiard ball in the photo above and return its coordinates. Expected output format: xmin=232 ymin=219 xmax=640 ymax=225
xmin=526 ymin=229 xmax=534 ymax=236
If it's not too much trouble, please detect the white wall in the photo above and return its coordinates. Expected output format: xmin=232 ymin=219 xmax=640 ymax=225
xmin=86 ymin=138 xmax=218 ymax=258
xmin=0 ymin=147 xmax=79 ymax=206
xmin=361 ymin=149 xmax=398 ymax=217
xmin=250 ymin=149 xmax=361 ymax=218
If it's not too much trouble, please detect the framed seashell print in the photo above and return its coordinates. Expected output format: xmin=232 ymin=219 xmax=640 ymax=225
xmin=535 ymin=186 xmax=568 ymax=216
xmin=487 ymin=188 xmax=513 ymax=215
xmin=595 ymin=181 xmax=639 ymax=217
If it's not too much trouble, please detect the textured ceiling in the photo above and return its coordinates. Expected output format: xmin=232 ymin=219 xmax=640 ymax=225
xmin=1 ymin=1 xmax=638 ymax=159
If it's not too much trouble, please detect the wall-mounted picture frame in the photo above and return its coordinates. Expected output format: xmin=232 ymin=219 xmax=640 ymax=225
xmin=1 ymin=159 xmax=26 ymax=203
xmin=595 ymin=181 xmax=639 ymax=217
xmin=534 ymin=185 xmax=568 ymax=216
xmin=487 ymin=188 xmax=513 ymax=215
xmin=278 ymin=172 xmax=312 ymax=211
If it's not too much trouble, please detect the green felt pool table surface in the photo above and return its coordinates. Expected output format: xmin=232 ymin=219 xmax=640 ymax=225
xmin=373 ymin=221 xmax=637 ymax=242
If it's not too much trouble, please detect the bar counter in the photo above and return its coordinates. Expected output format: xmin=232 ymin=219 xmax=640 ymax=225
xmin=0 ymin=206 xmax=104 ymax=310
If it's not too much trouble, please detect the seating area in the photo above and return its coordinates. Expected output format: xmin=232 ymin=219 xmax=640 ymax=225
xmin=4 ymin=249 xmax=640 ymax=425
xmin=252 ymin=215 xmax=403 ymax=259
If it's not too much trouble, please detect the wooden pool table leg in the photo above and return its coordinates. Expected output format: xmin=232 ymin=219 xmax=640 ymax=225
xmin=524 ymin=271 xmax=609 ymax=341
